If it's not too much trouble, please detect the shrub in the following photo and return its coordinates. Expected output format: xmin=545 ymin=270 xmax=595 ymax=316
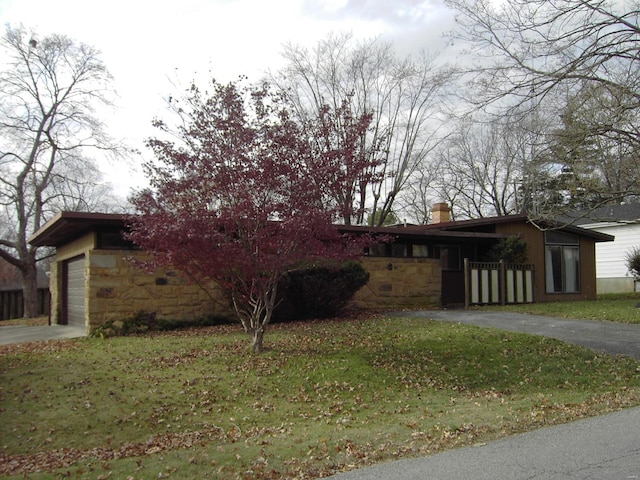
xmin=92 ymin=311 xmax=231 ymax=338
xmin=483 ymin=236 xmax=528 ymax=264
xmin=625 ymin=246 xmax=640 ymax=280
xmin=275 ymin=261 xmax=370 ymax=322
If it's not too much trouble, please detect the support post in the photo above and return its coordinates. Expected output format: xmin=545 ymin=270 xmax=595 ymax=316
xmin=500 ymin=259 xmax=506 ymax=305
xmin=464 ymin=258 xmax=469 ymax=309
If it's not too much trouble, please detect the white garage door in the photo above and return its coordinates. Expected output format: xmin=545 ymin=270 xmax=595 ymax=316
xmin=65 ymin=256 xmax=86 ymax=327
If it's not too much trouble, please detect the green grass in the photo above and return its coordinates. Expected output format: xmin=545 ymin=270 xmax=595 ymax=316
xmin=479 ymin=292 xmax=640 ymax=323
xmin=1 ymin=315 xmax=639 ymax=479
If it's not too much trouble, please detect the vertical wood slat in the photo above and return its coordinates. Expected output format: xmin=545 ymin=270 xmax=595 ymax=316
xmin=0 ymin=288 xmax=50 ymax=320
xmin=465 ymin=260 xmax=535 ymax=307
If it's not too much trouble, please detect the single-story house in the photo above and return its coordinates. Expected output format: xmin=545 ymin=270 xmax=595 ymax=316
xmin=343 ymin=203 xmax=614 ymax=306
xmin=566 ymin=203 xmax=640 ymax=294
xmin=28 ymin=204 xmax=613 ymax=333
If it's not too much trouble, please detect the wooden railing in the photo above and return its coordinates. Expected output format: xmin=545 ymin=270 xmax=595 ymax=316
xmin=0 ymin=288 xmax=50 ymax=321
xmin=464 ymin=259 xmax=535 ymax=307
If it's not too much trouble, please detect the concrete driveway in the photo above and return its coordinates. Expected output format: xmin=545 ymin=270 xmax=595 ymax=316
xmin=328 ymin=309 xmax=640 ymax=480
xmin=0 ymin=324 xmax=86 ymax=345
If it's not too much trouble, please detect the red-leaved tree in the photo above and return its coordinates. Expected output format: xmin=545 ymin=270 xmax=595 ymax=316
xmin=128 ymin=79 xmax=372 ymax=353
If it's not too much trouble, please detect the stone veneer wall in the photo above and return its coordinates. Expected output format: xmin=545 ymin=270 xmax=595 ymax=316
xmin=50 ymin=233 xmax=233 ymax=331
xmin=49 ymin=234 xmax=441 ymax=331
xmin=352 ymin=257 xmax=442 ymax=308
xmin=86 ymin=250 xmax=234 ymax=330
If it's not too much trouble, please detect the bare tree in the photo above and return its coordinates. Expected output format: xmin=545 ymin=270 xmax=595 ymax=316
xmin=395 ymin=160 xmax=439 ymax=224
xmin=271 ymin=33 xmax=451 ymax=226
xmin=446 ymin=0 xmax=640 ymax=206
xmin=547 ymin=83 xmax=640 ymax=205
xmin=432 ymin=117 xmax=513 ymax=217
xmin=0 ymin=25 xmax=120 ymax=317
xmin=410 ymin=103 xmax=550 ymax=220
xmin=47 ymin=160 xmax=122 ymax=213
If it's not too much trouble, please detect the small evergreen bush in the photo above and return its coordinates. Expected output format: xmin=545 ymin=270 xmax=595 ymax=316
xmin=275 ymin=261 xmax=369 ymax=321
xmin=484 ymin=237 xmax=528 ymax=264
xmin=625 ymin=246 xmax=640 ymax=280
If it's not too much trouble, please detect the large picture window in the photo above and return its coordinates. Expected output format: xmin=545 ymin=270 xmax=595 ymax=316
xmin=545 ymin=231 xmax=580 ymax=293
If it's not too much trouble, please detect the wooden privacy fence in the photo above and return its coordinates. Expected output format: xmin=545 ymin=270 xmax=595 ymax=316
xmin=0 ymin=288 xmax=50 ymax=321
xmin=464 ymin=259 xmax=535 ymax=307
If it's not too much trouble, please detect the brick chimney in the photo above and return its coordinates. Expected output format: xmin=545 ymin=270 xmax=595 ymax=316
xmin=431 ymin=203 xmax=451 ymax=224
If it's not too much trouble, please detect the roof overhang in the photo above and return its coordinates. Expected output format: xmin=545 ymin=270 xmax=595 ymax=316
xmin=543 ymin=222 xmax=615 ymax=242
xmin=409 ymin=214 xmax=615 ymax=243
xmin=337 ymin=224 xmax=511 ymax=241
xmin=31 ymin=211 xmax=613 ymax=249
xmin=29 ymin=212 xmax=127 ymax=247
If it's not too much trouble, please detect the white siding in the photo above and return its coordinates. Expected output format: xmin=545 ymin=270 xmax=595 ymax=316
xmin=584 ymin=223 xmax=640 ymax=278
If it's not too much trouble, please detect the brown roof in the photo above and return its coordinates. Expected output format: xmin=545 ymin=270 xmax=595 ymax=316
xmin=29 ymin=212 xmax=127 ymax=247
xmin=29 ymin=211 xmax=614 ymax=248
xmin=409 ymin=213 xmax=614 ymax=242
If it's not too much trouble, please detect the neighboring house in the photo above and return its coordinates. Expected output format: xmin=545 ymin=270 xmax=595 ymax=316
xmin=29 ymin=205 xmax=613 ymax=333
xmin=568 ymin=203 xmax=640 ymax=294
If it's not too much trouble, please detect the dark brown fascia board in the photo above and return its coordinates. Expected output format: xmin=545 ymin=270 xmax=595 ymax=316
xmin=524 ymin=216 xmax=615 ymax=242
xmin=29 ymin=211 xmax=614 ymax=248
xmin=551 ymin=223 xmax=614 ymax=242
xmin=30 ymin=212 xmax=511 ymax=248
xmin=337 ymin=224 xmax=510 ymax=240
xmin=417 ymin=213 xmax=531 ymax=231
xmin=29 ymin=211 xmax=127 ymax=247
xmin=411 ymin=214 xmax=615 ymax=243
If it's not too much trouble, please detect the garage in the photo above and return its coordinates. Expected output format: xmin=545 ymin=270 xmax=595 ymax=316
xmin=64 ymin=255 xmax=86 ymax=327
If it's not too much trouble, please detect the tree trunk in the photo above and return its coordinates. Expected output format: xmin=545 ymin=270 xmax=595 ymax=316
xmin=251 ymin=327 xmax=265 ymax=354
xmin=22 ymin=262 xmax=39 ymax=318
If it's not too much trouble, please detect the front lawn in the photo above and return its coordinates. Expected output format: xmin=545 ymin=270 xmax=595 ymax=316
xmin=480 ymin=292 xmax=640 ymax=323
xmin=1 ymin=314 xmax=639 ymax=479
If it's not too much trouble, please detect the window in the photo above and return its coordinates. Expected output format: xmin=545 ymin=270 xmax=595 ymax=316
xmin=368 ymin=243 xmax=388 ymax=257
xmin=434 ymin=245 xmax=461 ymax=271
xmin=412 ymin=244 xmax=429 ymax=258
xmin=97 ymin=230 xmax=138 ymax=250
xmin=367 ymin=243 xmax=422 ymax=258
xmin=391 ymin=244 xmax=408 ymax=257
xmin=545 ymin=231 xmax=580 ymax=293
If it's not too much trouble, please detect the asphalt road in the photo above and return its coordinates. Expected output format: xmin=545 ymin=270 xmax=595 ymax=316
xmin=327 ymin=406 xmax=640 ymax=480
xmin=328 ymin=309 xmax=640 ymax=480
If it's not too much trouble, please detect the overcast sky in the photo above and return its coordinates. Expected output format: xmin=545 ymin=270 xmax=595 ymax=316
xmin=0 ymin=0 xmax=457 ymax=196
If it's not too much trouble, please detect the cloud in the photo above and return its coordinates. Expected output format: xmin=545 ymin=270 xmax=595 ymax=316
xmin=300 ymin=0 xmax=455 ymax=57
xmin=303 ymin=0 xmax=448 ymax=26
xmin=0 ymin=0 xmax=458 ymax=196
